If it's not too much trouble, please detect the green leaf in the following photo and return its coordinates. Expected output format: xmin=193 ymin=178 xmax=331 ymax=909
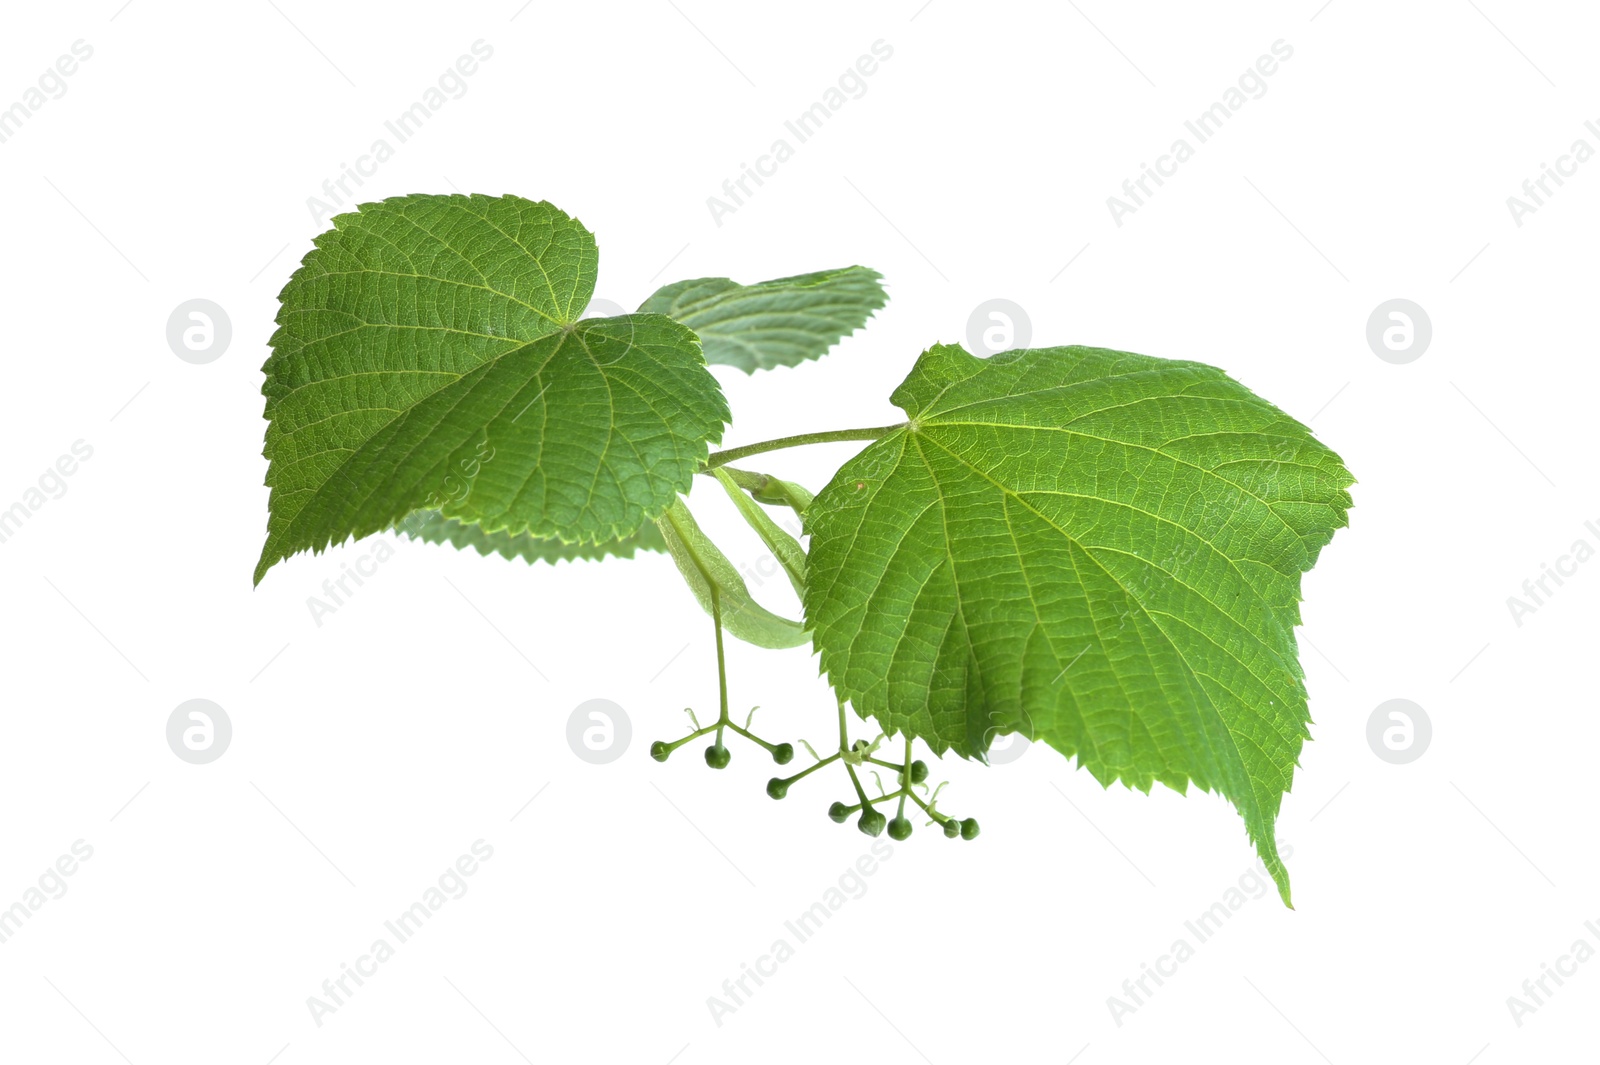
xmin=638 ymin=266 xmax=887 ymax=372
xmin=656 ymin=498 xmax=808 ymax=650
xmin=711 ymin=468 xmax=806 ymax=598
xmin=803 ymin=343 xmax=1354 ymax=902
xmin=397 ymin=510 xmax=665 ymax=565
xmin=256 ymin=194 xmax=729 ymax=584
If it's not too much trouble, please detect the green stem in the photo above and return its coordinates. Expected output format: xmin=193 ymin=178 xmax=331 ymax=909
xmin=906 ymin=786 xmax=953 ymax=825
xmin=775 ymin=750 xmax=841 ymax=787
xmin=703 ymin=424 xmax=904 ymax=470
xmin=710 ymin=585 xmax=729 ymax=748
xmin=662 ymin=722 xmax=719 ymax=754
xmin=897 ymin=736 xmax=912 ymax=818
xmin=725 ymin=720 xmax=776 ymax=753
xmin=845 ymin=762 xmax=875 ymax=810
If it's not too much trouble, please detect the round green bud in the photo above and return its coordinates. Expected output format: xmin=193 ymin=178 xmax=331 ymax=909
xmin=828 ymin=801 xmax=851 ymax=823
xmin=943 ymin=818 xmax=961 ymax=838
xmin=704 ymin=744 xmax=731 ymax=769
xmin=858 ymin=809 xmax=886 ymax=837
xmin=909 ymin=760 xmax=929 ymax=784
xmin=766 ymin=777 xmax=788 ymax=800
xmin=887 ymin=816 xmax=912 ymax=841
xmin=649 ymin=740 xmax=671 ymax=762
xmin=772 ymin=743 xmax=794 ymax=765
xmin=960 ymin=817 xmax=980 ymax=840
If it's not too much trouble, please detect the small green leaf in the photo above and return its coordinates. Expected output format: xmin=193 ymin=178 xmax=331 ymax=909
xmin=804 ymin=343 xmax=1354 ymax=902
xmin=656 ymin=498 xmax=808 ymax=650
xmin=711 ymin=468 xmax=806 ymax=598
xmin=397 ymin=510 xmax=665 ymax=565
xmin=638 ymin=266 xmax=887 ymax=372
xmin=256 ymin=194 xmax=728 ymax=584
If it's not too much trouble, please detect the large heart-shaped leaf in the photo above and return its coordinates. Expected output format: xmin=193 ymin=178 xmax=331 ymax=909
xmin=804 ymin=343 xmax=1354 ymax=900
xmin=256 ymin=194 xmax=728 ymax=583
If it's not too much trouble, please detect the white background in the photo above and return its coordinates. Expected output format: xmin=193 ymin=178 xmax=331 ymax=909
xmin=1 ymin=1 xmax=1596 ymax=1062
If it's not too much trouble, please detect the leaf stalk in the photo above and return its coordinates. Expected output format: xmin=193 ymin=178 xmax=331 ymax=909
xmin=702 ymin=424 xmax=904 ymax=469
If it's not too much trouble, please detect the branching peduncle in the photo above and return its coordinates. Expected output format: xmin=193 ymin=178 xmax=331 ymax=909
xmin=649 ymin=586 xmax=795 ymax=770
xmin=702 ymin=424 xmax=904 ymax=470
xmin=653 ymin=426 xmax=980 ymax=842
xmin=679 ymin=693 xmax=983 ymax=842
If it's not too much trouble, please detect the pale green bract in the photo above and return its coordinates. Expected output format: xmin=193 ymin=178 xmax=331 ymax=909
xmin=655 ymin=498 xmax=808 ymax=650
xmin=255 ymin=194 xmax=728 ymax=584
xmin=710 ymin=468 xmax=806 ymax=599
xmin=637 ymin=266 xmax=887 ymax=372
xmin=803 ymin=343 xmax=1354 ymax=902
